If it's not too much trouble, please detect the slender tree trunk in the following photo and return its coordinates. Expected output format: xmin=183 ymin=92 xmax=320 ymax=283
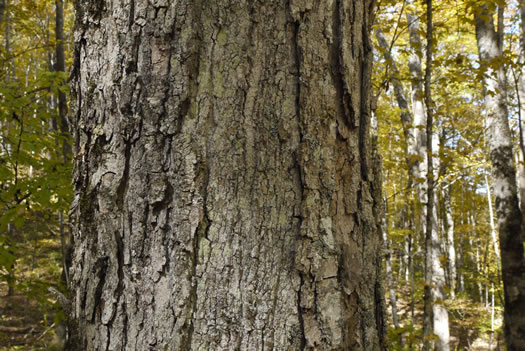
xmin=406 ymin=11 xmax=428 ymax=201
xmin=518 ymin=0 xmax=525 ymax=211
xmin=475 ymin=2 xmax=525 ymax=349
xmin=375 ymin=29 xmax=419 ymax=181
xmin=383 ymin=192 xmax=400 ymax=330
xmin=0 ymin=0 xmax=4 ymax=27
xmin=69 ymin=1 xmax=385 ymax=350
xmin=443 ymin=185 xmax=456 ymax=298
xmin=55 ymin=0 xmax=71 ymax=158
xmin=7 ymin=223 xmax=15 ymax=296
xmin=457 ymin=178 xmax=466 ymax=293
xmin=3 ymin=0 xmax=15 ymax=298
xmin=485 ymin=175 xmax=501 ymax=266
xmin=424 ymin=2 xmax=449 ymax=349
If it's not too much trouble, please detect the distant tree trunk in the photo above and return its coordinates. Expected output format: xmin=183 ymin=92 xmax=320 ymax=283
xmin=475 ymin=2 xmax=525 ymax=349
xmin=383 ymin=192 xmax=400 ymax=330
xmin=6 ymin=223 xmax=14 ymax=296
xmin=375 ymin=29 xmax=419 ymax=183
xmin=3 ymin=0 xmax=15 ymax=298
xmin=0 ymin=0 xmax=4 ymax=26
xmin=422 ymin=2 xmax=449 ymax=350
xmin=485 ymin=175 xmax=501 ymax=267
xmin=518 ymin=0 xmax=525 ymax=211
xmin=457 ymin=178 xmax=466 ymax=293
xmin=69 ymin=1 xmax=386 ymax=350
xmin=406 ymin=11 xmax=428 ymax=199
xmin=54 ymin=0 xmax=72 ymax=289
xmin=54 ymin=0 xmax=71 ymax=159
xmin=443 ymin=185 xmax=456 ymax=298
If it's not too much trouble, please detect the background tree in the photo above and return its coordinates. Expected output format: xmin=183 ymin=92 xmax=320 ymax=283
xmin=475 ymin=0 xmax=525 ymax=348
xmin=0 ymin=0 xmax=74 ymax=347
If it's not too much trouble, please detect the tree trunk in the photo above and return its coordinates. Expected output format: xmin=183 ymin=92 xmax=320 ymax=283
xmin=443 ymin=185 xmax=456 ymax=298
xmin=517 ymin=0 xmax=525 ymax=211
xmin=69 ymin=1 xmax=385 ymax=350
xmin=406 ymin=10 xmax=428 ymax=200
xmin=383 ymin=192 xmax=400 ymax=330
xmin=0 ymin=0 xmax=4 ymax=27
xmin=475 ymin=2 xmax=525 ymax=349
xmin=423 ymin=2 xmax=449 ymax=350
xmin=485 ymin=175 xmax=501 ymax=267
xmin=55 ymin=0 xmax=72 ymax=159
xmin=375 ymin=28 xmax=419 ymax=182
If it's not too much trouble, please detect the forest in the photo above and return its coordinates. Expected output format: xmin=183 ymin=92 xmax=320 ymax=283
xmin=0 ymin=0 xmax=524 ymax=350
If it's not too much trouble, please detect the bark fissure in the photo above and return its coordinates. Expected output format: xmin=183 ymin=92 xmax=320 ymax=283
xmin=287 ymin=1 xmax=307 ymax=346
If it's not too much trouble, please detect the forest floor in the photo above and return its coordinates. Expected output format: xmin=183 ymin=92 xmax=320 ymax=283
xmin=0 ymin=283 xmax=62 ymax=351
xmin=0 ymin=235 xmax=65 ymax=351
xmin=387 ymin=283 xmax=506 ymax=350
xmin=0 ymin=279 xmax=507 ymax=350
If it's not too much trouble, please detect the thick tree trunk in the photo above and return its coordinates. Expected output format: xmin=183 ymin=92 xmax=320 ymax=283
xmin=475 ymin=2 xmax=525 ymax=349
xmin=69 ymin=1 xmax=385 ymax=350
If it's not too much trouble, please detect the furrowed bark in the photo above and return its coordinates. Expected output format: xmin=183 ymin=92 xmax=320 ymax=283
xmin=69 ymin=0 xmax=385 ymax=350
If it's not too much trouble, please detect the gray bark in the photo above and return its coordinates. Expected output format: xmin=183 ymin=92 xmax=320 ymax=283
xmin=475 ymin=2 xmax=525 ymax=349
xmin=69 ymin=0 xmax=385 ymax=350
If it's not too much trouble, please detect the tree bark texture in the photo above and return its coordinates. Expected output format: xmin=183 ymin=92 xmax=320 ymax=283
xmin=475 ymin=3 xmax=525 ymax=349
xmin=69 ymin=0 xmax=385 ymax=350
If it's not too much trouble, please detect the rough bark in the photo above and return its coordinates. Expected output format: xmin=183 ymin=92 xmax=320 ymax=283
xmin=69 ymin=0 xmax=385 ymax=350
xmin=475 ymin=2 xmax=525 ymax=349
